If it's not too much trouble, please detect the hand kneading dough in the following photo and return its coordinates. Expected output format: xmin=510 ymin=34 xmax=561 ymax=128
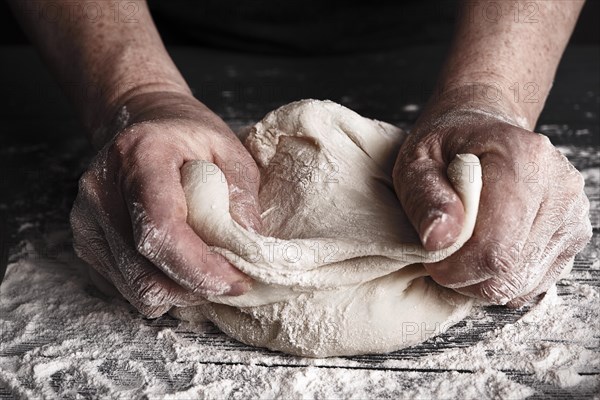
xmin=172 ymin=100 xmax=482 ymax=357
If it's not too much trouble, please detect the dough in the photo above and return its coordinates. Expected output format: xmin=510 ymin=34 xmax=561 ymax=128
xmin=173 ymin=100 xmax=482 ymax=357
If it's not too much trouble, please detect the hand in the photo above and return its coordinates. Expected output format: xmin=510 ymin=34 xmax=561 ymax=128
xmin=393 ymin=95 xmax=592 ymax=307
xmin=71 ymin=92 xmax=260 ymax=317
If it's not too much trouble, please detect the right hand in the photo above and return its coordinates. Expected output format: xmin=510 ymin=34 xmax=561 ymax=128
xmin=70 ymin=92 xmax=261 ymax=317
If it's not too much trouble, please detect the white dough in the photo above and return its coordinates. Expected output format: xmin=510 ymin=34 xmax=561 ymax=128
xmin=173 ymin=100 xmax=482 ymax=357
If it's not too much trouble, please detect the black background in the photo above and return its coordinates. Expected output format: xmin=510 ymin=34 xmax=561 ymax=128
xmin=0 ymin=0 xmax=598 ymax=49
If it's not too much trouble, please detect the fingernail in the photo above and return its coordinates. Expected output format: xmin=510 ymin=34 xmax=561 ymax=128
xmin=421 ymin=214 xmax=443 ymax=247
xmin=228 ymin=278 xmax=253 ymax=296
xmin=420 ymin=213 xmax=460 ymax=250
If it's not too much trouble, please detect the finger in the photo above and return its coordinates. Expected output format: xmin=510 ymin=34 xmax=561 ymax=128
xmin=508 ymin=195 xmax=592 ymax=307
xmin=394 ymin=155 xmax=465 ymax=250
xmin=72 ymin=174 xmax=212 ymax=315
xmin=506 ymin=246 xmax=579 ymax=309
xmin=120 ymin=145 xmax=252 ymax=296
xmin=83 ymin=221 xmax=209 ymax=317
xmin=93 ymin=250 xmax=172 ymax=318
xmin=212 ymin=140 xmax=262 ymax=232
xmin=456 ymin=192 xmax=589 ymax=304
xmin=503 ymin=163 xmax=591 ymax=304
xmin=71 ymin=188 xmax=115 ymax=279
xmin=104 ymin=226 xmax=211 ymax=308
xmin=424 ymin=151 xmax=546 ymax=299
xmin=72 ymin=210 xmax=171 ymax=318
xmin=506 ymin=254 xmax=574 ymax=309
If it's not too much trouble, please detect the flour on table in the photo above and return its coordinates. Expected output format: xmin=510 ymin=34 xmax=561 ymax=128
xmin=173 ymin=100 xmax=483 ymax=357
xmin=1 ymin=139 xmax=597 ymax=399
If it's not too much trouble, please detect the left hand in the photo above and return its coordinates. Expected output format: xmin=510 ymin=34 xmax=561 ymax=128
xmin=393 ymin=100 xmax=592 ymax=307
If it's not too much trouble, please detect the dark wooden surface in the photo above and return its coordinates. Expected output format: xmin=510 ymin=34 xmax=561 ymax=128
xmin=0 ymin=45 xmax=598 ymax=399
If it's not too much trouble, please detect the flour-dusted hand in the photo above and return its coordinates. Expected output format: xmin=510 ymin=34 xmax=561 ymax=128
xmin=4 ymin=1 xmax=260 ymax=317
xmin=390 ymin=0 xmax=589 ymax=307
xmin=393 ymin=98 xmax=592 ymax=307
xmin=70 ymin=92 xmax=260 ymax=317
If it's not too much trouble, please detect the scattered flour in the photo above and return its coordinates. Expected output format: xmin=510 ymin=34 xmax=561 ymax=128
xmin=0 ymin=227 xmax=598 ymax=398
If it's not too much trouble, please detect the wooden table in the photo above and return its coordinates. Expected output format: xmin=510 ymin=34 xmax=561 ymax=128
xmin=0 ymin=45 xmax=598 ymax=399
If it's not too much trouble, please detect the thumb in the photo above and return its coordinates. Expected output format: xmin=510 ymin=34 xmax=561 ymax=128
xmin=393 ymin=156 xmax=465 ymax=251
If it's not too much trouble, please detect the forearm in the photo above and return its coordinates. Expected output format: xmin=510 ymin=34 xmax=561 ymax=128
xmin=428 ymin=0 xmax=584 ymax=129
xmin=7 ymin=0 xmax=191 ymax=147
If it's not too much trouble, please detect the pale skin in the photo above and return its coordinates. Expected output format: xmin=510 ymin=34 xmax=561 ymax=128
xmin=8 ymin=0 xmax=592 ymax=316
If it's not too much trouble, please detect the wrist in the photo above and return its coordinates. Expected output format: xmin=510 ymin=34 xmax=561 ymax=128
xmin=76 ymin=38 xmax=194 ymax=148
xmin=89 ymin=84 xmax=197 ymax=150
xmin=91 ymin=89 xmax=232 ymax=151
xmin=418 ymin=82 xmax=538 ymax=131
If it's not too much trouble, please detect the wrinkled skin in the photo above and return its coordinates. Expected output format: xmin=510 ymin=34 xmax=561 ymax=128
xmin=71 ymin=89 xmax=592 ymax=316
xmin=70 ymin=92 xmax=261 ymax=317
xmin=394 ymin=106 xmax=592 ymax=307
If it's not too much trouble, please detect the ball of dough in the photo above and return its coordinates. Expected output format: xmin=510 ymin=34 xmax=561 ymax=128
xmin=173 ymin=100 xmax=481 ymax=357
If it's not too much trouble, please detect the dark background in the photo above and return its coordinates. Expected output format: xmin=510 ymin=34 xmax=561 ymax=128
xmin=0 ymin=0 xmax=598 ymax=50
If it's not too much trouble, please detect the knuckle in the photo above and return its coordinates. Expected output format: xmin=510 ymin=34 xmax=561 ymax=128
xmin=551 ymin=155 xmax=584 ymax=195
xmin=572 ymin=171 xmax=585 ymax=192
xmin=134 ymin=276 xmax=169 ymax=307
xmin=507 ymin=296 xmax=528 ymax=309
xmin=190 ymin=275 xmax=210 ymax=294
xmin=113 ymin=126 xmax=142 ymax=153
xmin=581 ymin=218 xmax=594 ymax=242
xmin=552 ymin=201 xmax=579 ymax=230
xmin=130 ymin=202 xmax=172 ymax=263
xmin=532 ymin=132 xmax=552 ymax=149
xmin=78 ymin=169 xmax=95 ymax=188
xmin=70 ymin=213 xmax=106 ymax=261
xmin=479 ymin=282 xmax=510 ymax=304
xmin=525 ymin=133 xmax=553 ymax=158
xmin=71 ymin=228 xmax=93 ymax=256
xmin=550 ymin=192 xmax=590 ymax=234
xmin=475 ymin=245 xmax=533 ymax=302
xmin=479 ymin=276 xmax=523 ymax=304
xmin=139 ymin=305 xmax=169 ymax=319
xmin=561 ymin=169 xmax=585 ymax=195
xmin=547 ymin=258 xmax=573 ymax=282
xmin=126 ymin=284 xmax=170 ymax=318
xmin=566 ymin=223 xmax=593 ymax=253
xmin=481 ymin=245 xmax=517 ymax=275
xmin=560 ymin=201 xmax=592 ymax=242
xmin=134 ymin=219 xmax=170 ymax=263
xmin=77 ymin=169 xmax=100 ymax=199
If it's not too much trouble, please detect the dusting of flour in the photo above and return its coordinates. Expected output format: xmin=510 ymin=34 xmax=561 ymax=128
xmin=1 ymin=226 xmax=598 ymax=399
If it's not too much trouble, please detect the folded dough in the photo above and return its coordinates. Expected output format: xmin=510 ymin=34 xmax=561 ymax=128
xmin=172 ymin=100 xmax=481 ymax=357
